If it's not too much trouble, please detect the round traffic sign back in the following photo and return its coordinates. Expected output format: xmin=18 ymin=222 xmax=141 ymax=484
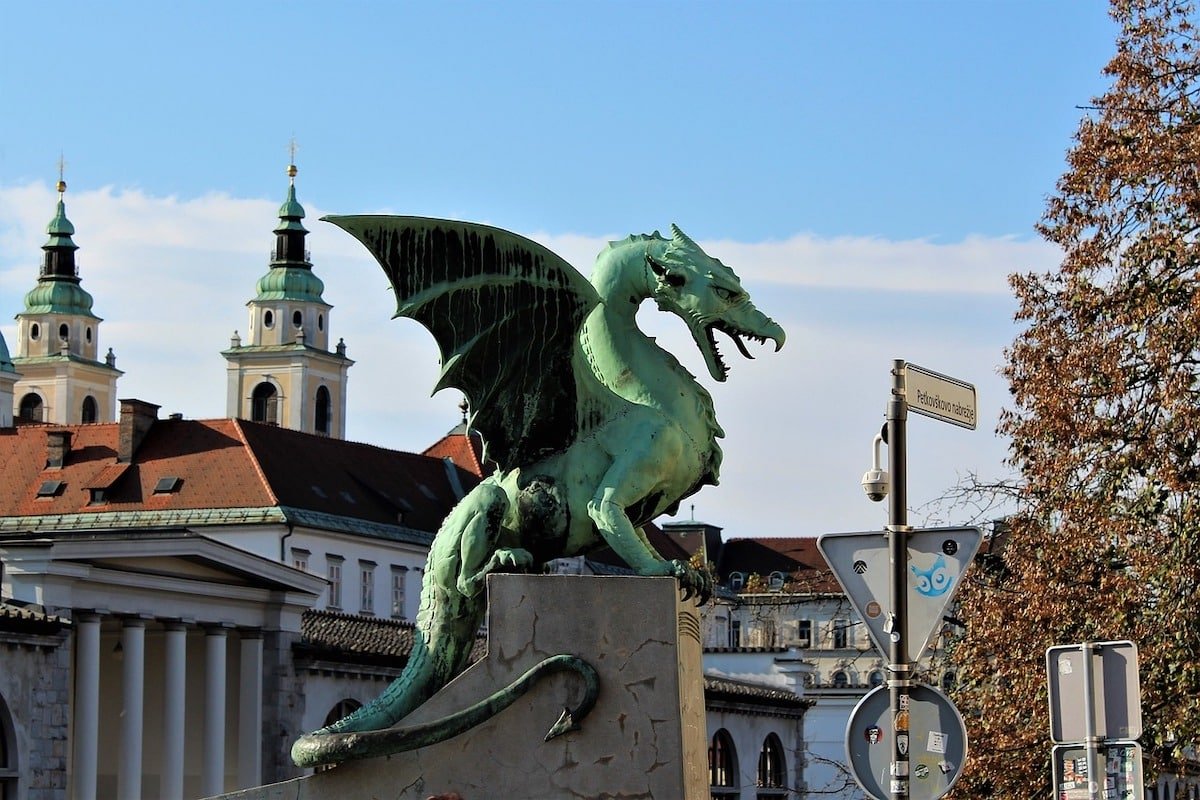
xmin=845 ymin=683 xmax=967 ymax=800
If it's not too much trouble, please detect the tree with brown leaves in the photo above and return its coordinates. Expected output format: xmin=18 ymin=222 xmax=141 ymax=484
xmin=950 ymin=1 xmax=1200 ymax=795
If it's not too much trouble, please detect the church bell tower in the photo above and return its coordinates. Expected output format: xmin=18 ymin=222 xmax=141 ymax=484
xmin=11 ymin=173 xmax=122 ymax=424
xmin=222 ymin=160 xmax=353 ymax=437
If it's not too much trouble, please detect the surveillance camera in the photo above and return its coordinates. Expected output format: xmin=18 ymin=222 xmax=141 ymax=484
xmin=862 ymin=431 xmax=889 ymax=502
xmin=862 ymin=468 xmax=890 ymax=502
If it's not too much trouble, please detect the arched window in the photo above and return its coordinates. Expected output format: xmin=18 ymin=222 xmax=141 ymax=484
xmin=323 ymin=698 xmax=362 ymax=728
xmin=729 ymin=572 xmax=745 ymax=591
xmin=869 ymin=669 xmax=885 ymax=688
xmin=58 ymin=323 xmax=69 ymax=342
xmin=767 ymin=571 xmax=785 ymax=591
xmin=29 ymin=323 xmax=40 ymax=341
xmin=0 ymin=692 xmax=17 ymax=798
xmin=81 ymin=395 xmax=98 ymax=424
xmin=757 ymin=733 xmax=787 ymax=796
xmin=315 ymin=386 xmax=331 ymax=435
xmin=251 ymin=382 xmax=278 ymax=425
xmin=19 ymin=393 xmax=43 ymax=422
xmin=708 ymin=729 xmax=738 ymax=799
xmin=263 ymin=310 xmax=275 ymax=329
xmin=293 ymin=310 xmax=303 ymax=329
xmin=832 ymin=670 xmax=849 ymax=688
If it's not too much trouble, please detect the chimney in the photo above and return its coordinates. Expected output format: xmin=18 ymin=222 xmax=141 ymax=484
xmin=45 ymin=430 xmax=72 ymax=469
xmin=118 ymin=399 xmax=160 ymax=463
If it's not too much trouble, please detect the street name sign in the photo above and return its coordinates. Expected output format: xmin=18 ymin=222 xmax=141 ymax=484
xmin=846 ymin=683 xmax=968 ymax=800
xmin=818 ymin=527 xmax=983 ymax=663
xmin=1047 ymin=641 xmax=1142 ymax=743
xmin=905 ymin=363 xmax=977 ymax=430
xmin=1052 ymin=741 xmax=1143 ymax=800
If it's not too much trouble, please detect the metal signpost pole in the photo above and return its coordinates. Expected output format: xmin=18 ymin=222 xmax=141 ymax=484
xmin=1081 ymin=642 xmax=1101 ymax=800
xmin=888 ymin=359 xmax=911 ymax=800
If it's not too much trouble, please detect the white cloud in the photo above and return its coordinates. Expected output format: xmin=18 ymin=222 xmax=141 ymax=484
xmin=704 ymin=234 xmax=1060 ymax=294
xmin=0 ymin=183 xmax=1028 ymax=536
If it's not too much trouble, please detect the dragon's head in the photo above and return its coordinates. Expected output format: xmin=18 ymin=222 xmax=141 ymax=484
xmin=647 ymin=224 xmax=785 ymax=382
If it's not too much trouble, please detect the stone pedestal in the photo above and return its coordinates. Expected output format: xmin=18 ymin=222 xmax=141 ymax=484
xmin=211 ymin=573 xmax=707 ymax=799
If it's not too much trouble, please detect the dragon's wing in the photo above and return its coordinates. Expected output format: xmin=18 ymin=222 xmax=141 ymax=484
xmin=324 ymin=215 xmax=601 ymax=471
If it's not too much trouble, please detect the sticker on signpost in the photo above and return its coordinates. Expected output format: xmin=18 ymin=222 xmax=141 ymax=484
xmin=845 ymin=684 xmax=967 ymax=800
xmin=1052 ymin=742 xmax=1143 ymax=800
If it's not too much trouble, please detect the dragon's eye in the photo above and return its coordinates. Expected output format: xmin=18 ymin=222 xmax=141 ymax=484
xmin=713 ymin=286 xmax=739 ymax=302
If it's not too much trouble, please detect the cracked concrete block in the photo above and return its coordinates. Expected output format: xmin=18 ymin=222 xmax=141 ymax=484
xmin=210 ymin=573 xmax=707 ymax=799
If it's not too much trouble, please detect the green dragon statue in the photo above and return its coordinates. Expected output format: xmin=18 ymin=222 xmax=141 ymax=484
xmin=291 ymin=217 xmax=785 ymax=767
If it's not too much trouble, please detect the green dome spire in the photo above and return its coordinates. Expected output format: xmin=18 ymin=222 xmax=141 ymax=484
xmin=254 ymin=264 xmax=326 ymax=303
xmin=22 ymin=280 xmax=96 ymax=316
xmin=255 ymin=160 xmax=326 ymax=303
xmin=41 ymin=179 xmax=80 ymax=274
xmin=270 ymin=162 xmax=312 ymax=264
xmin=44 ymin=195 xmax=77 ymax=250
xmin=21 ymin=177 xmax=98 ymax=317
xmin=275 ymin=181 xmax=308 ymax=234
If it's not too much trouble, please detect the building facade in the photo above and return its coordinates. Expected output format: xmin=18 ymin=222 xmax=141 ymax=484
xmin=0 ymin=396 xmax=477 ymax=799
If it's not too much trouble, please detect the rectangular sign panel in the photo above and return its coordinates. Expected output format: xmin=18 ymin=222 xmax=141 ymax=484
xmin=1047 ymin=640 xmax=1142 ymax=743
xmin=1052 ymin=741 xmax=1143 ymax=800
xmin=905 ymin=363 xmax=977 ymax=430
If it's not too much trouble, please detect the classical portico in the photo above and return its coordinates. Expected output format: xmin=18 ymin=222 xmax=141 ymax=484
xmin=0 ymin=533 xmax=324 ymax=800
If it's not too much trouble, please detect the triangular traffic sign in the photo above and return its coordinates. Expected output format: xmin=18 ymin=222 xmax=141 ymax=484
xmin=817 ymin=527 xmax=982 ymax=663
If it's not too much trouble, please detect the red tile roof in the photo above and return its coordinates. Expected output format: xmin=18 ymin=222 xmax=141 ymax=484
xmin=298 ymin=608 xmax=487 ymax=668
xmin=703 ymin=675 xmax=810 ymax=710
xmin=239 ymin=421 xmax=475 ymax=533
xmin=422 ymin=423 xmax=492 ymax=478
xmin=0 ymin=414 xmax=477 ymax=536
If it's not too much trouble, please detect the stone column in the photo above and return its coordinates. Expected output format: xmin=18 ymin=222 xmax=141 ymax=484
xmin=117 ymin=619 xmax=146 ymax=800
xmin=72 ymin=613 xmax=101 ymax=800
xmin=202 ymin=626 xmax=228 ymax=797
xmin=237 ymin=630 xmax=264 ymax=788
xmin=161 ymin=623 xmax=188 ymax=800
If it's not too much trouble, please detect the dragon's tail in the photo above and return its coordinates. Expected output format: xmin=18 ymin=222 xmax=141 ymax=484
xmin=308 ymin=568 xmax=482 ymax=738
xmin=290 ymin=654 xmax=599 ymax=767
xmin=291 ymin=482 xmax=511 ymax=763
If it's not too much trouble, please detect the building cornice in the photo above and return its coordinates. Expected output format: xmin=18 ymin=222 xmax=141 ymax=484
xmin=0 ymin=506 xmax=288 ymax=533
xmin=0 ymin=505 xmax=435 ymax=548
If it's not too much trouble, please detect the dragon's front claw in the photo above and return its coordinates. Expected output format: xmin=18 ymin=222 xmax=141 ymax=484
xmin=668 ymin=559 xmax=712 ymax=605
xmin=495 ymin=547 xmax=534 ymax=569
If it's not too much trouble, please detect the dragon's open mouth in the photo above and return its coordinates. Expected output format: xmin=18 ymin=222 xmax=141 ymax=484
xmin=704 ymin=322 xmax=780 ymax=382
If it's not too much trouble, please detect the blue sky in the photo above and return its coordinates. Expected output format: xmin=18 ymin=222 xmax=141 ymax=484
xmin=0 ymin=2 xmax=1118 ymax=537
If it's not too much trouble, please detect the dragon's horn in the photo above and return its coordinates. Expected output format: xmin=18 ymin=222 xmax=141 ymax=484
xmin=670 ymin=224 xmax=700 ymax=252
